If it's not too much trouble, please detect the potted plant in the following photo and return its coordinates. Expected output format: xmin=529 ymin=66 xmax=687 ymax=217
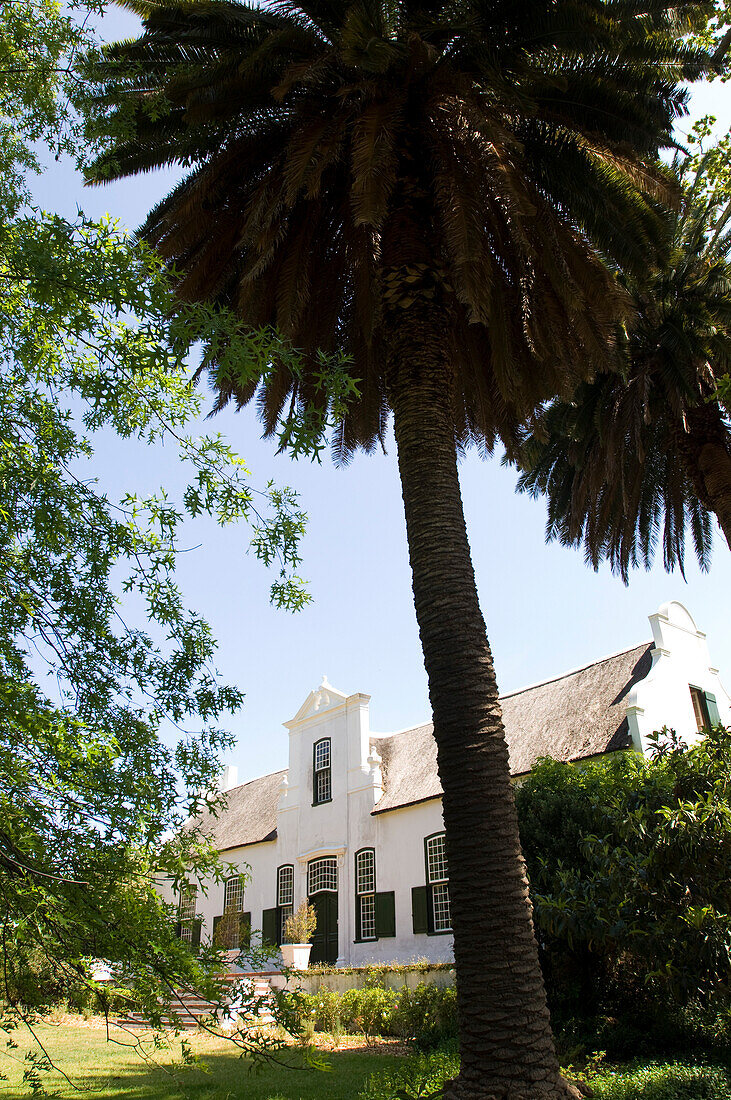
xmin=280 ymin=900 xmax=317 ymax=969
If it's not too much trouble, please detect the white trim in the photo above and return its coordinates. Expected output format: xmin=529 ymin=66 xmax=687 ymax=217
xmin=296 ymin=844 xmax=347 ymax=865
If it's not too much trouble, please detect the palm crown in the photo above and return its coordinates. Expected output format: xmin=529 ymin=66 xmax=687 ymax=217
xmin=513 ymin=156 xmax=731 ymax=579
xmin=89 ymin=0 xmax=705 ymax=456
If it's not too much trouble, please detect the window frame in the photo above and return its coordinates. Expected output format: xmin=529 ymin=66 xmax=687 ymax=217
xmin=277 ymin=863 xmax=295 ymax=945
xmin=307 ymin=855 xmax=337 ymax=896
xmin=354 ymin=847 xmax=377 ymax=942
xmin=312 ymin=737 xmax=332 ymax=805
xmin=223 ymin=874 xmax=244 ymax=914
xmin=178 ymin=884 xmax=198 ymax=944
xmin=689 ymin=685 xmax=711 ymax=732
xmin=423 ymin=832 xmax=452 ymax=935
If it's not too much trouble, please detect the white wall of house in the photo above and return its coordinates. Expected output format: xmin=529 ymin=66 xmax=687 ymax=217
xmin=162 ymin=601 xmax=730 ymax=968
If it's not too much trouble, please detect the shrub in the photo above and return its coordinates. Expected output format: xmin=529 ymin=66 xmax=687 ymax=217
xmin=359 ymin=1045 xmax=459 ymax=1100
xmin=515 ymin=725 xmax=731 ymax=1017
xmin=279 ymin=980 xmax=456 ymax=1045
xmin=554 ymin=999 xmax=731 ymax=1063
xmin=307 ymin=987 xmax=341 ymax=1031
xmin=339 ymin=986 xmax=397 ymax=1040
xmin=586 ymin=1061 xmax=731 ymax=1100
xmin=390 ymin=982 xmax=458 ymax=1050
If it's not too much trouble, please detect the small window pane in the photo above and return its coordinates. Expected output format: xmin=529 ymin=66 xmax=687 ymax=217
xmin=356 ymin=850 xmax=375 ymax=895
xmin=224 ymin=875 xmax=244 ymax=912
xmin=426 ymin=834 xmax=448 ymax=883
xmin=278 ymin=865 xmax=294 ymax=906
xmin=359 ymin=894 xmax=376 ymax=940
xmin=308 ymin=857 xmax=337 ymax=895
xmin=432 ymin=883 xmax=452 ymax=932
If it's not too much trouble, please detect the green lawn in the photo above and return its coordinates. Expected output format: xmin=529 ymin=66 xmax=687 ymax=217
xmin=0 ymin=1022 xmax=404 ymax=1100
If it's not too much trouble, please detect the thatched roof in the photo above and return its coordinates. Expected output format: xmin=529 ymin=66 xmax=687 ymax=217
xmin=197 ymin=641 xmax=654 ymax=846
xmin=372 ymin=642 xmax=653 ymax=815
xmin=192 ymin=769 xmax=285 ymax=852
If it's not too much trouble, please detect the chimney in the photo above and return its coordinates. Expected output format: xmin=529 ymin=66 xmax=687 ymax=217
xmin=219 ymin=765 xmax=238 ymax=792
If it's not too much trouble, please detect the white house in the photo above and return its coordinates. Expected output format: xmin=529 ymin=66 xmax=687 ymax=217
xmin=163 ymin=601 xmax=730 ymax=968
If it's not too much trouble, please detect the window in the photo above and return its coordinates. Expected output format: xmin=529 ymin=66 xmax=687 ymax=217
xmin=277 ymin=864 xmax=294 ymax=943
xmin=313 ymin=739 xmax=332 ymax=804
xmin=308 ymin=856 xmax=337 ymax=895
xmin=355 ymin=848 xmax=376 ymax=941
xmin=178 ymin=885 xmax=197 ymax=944
xmin=690 ymin=686 xmax=711 ymax=732
xmin=425 ymin=833 xmax=451 ymax=933
xmin=224 ymin=875 xmax=244 ymax=913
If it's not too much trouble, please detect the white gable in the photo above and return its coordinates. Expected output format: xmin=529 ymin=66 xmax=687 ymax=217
xmin=285 ymin=675 xmax=348 ymax=727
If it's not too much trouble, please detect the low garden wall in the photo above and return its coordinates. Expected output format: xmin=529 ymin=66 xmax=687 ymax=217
xmin=284 ymin=962 xmax=455 ymax=995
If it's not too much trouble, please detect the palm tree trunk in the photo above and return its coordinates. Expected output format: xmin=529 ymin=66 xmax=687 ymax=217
xmin=385 ymin=303 xmax=577 ymax=1099
xmin=677 ymin=402 xmax=731 ymax=552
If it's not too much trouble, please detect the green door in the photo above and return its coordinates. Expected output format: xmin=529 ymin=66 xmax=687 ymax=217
xmin=308 ymin=891 xmax=338 ymax=964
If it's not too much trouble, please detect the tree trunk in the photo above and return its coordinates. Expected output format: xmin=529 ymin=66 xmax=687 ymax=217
xmin=385 ymin=302 xmax=576 ymax=1099
xmin=677 ymin=402 xmax=731 ymax=552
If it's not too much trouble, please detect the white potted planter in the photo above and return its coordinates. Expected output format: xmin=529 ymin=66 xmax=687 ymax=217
xmin=280 ymin=942 xmax=312 ymax=969
xmin=280 ymin=900 xmax=317 ymax=970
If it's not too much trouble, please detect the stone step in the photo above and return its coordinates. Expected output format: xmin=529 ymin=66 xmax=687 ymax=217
xmin=115 ymin=973 xmax=276 ymax=1031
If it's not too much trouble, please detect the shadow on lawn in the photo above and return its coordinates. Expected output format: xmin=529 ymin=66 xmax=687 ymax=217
xmin=4 ymin=1032 xmax=404 ymax=1100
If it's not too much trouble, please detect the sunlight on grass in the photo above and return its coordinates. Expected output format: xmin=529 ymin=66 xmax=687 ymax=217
xmin=0 ymin=1022 xmax=404 ymax=1100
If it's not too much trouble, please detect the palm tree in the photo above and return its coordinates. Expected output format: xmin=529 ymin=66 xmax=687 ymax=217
xmin=513 ymin=158 xmax=731 ymax=582
xmin=87 ymin=3 xmax=707 ymax=1094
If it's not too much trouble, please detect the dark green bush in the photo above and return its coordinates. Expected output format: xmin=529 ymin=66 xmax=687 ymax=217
xmin=554 ymin=1000 xmax=731 ymax=1063
xmin=515 ymin=725 xmax=731 ymax=1018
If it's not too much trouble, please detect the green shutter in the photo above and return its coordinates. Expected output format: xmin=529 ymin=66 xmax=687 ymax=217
xmin=191 ymin=918 xmax=202 ymax=950
xmin=705 ymin=692 xmax=721 ymax=726
xmin=212 ymin=915 xmax=222 ymax=942
xmin=239 ymin=912 xmax=251 ymax=950
xmin=411 ymin=886 xmax=428 ymax=934
xmin=375 ymin=891 xmax=396 ymax=938
xmin=262 ymin=907 xmax=278 ymax=946
xmin=174 ymin=921 xmax=182 ymax=940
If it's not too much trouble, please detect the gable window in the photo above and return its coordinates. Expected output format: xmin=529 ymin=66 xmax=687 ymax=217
xmin=224 ymin=875 xmax=244 ymax=914
xmin=178 ymin=885 xmax=198 ymax=945
xmin=355 ymin=848 xmax=376 ymax=941
xmin=277 ymin=864 xmax=294 ymax=944
xmin=313 ymin=738 xmax=332 ymax=804
xmin=425 ymin=833 xmax=451 ymax=933
xmin=689 ymin=686 xmax=720 ymax=732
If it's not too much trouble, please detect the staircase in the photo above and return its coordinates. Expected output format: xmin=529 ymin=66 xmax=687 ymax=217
xmin=116 ymin=971 xmax=275 ymax=1032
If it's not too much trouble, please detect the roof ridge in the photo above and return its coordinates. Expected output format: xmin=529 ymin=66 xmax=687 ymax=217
xmin=372 ymin=721 xmax=432 ymax=740
xmin=499 ymin=641 xmax=652 ymax=700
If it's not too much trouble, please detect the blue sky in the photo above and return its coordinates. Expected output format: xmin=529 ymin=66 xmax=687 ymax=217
xmin=35 ymin=7 xmax=731 ymax=782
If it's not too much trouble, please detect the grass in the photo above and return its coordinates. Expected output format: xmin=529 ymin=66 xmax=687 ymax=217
xmin=0 ymin=1020 xmax=405 ymax=1100
xmin=4 ymin=1021 xmax=730 ymax=1100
